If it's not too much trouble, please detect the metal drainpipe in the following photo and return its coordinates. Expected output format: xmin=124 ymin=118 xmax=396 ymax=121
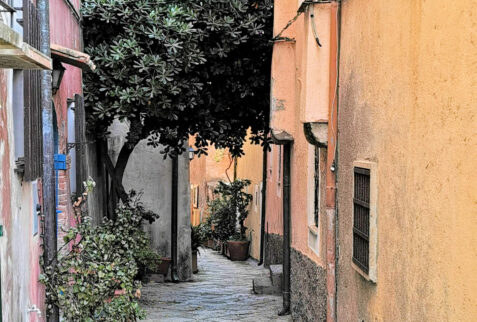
xmin=37 ymin=0 xmax=58 ymax=321
xmin=279 ymin=142 xmax=291 ymax=316
xmin=258 ymin=148 xmax=268 ymax=265
xmin=171 ymin=155 xmax=179 ymax=282
xmin=325 ymin=2 xmax=341 ymax=321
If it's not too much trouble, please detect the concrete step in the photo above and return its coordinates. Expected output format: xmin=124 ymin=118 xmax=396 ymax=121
xmin=253 ymin=277 xmax=276 ymax=295
xmin=269 ymin=264 xmax=283 ymax=293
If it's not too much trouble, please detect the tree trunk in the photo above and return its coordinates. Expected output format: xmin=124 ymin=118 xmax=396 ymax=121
xmin=102 ymin=118 xmax=149 ymax=219
xmin=102 ymin=140 xmax=135 ymax=219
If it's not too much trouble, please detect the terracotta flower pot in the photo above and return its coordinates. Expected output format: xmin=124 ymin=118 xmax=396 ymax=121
xmin=227 ymin=240 xmax=250 ymax=261
xmin=156 ymin=257 xmax=171 ymax=276
xmin=206 ymin=239 xmax=215 ymax=249
xmin=192 ymin=250 xmax=198 ymax=274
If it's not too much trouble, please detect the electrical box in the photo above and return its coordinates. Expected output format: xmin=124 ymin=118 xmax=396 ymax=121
xmin=54 ymin=154 xmax=67 ymax=170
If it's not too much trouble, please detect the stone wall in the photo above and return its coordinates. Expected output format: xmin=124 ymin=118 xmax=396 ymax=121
xmin=290 ymin=248 xmax=327 ymax=322
xmin=264 ymin=232 xmax=282 ymax=267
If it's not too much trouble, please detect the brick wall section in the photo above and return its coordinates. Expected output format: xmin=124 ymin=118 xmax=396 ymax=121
xmin=57 ymin=168 xmax=70 ymax=251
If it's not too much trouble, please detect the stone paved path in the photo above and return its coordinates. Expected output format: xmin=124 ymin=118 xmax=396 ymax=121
xmin=140 ymin=248 xmax=291 ymax=321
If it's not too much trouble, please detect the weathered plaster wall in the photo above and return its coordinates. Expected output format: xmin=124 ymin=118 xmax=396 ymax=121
xmin=268 ymin=1 xmax=338 ymax=320
xmin=1 ymin=66 xmax=44 ymax=321
xmin=50 ymin=0 xmax=83 ymax=244
xmin=264 ymin=145 xmax=282 ymax=236
xmin=236 ymin=135 xmax=263 ymax=260
xmin=337 ymin=1 xmax=477 ymax=321
xmin=110 ymin=121 xmax=192 ymax=281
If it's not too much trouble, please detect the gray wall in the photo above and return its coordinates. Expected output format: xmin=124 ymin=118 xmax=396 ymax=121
xmin=109 ymin=120 xmax=192 ymax=280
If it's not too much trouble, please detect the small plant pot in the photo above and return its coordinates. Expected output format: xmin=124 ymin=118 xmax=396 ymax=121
xmin=225 ymin=242 xmax=230 ymax=259
xmin=227 ymin=240 xmax=249 ymax=261
xmin=192 ymin=250 xmax=198 ymax=274
xmin=156 ymin=257 xmax=171 ymax=276
xmin=206 ymin=239 xmax=215 ymax=249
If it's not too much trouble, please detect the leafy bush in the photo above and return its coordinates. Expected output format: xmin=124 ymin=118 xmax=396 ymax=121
xmin=208 ymin=179 xmax=252 ymax=242
xmin=41 ymin=194 xmax=159 ymax=321
xmin=198 ymin=218 xmax=214 ymax=243
xmin=191 ymin=225 xmax=203 ymax=252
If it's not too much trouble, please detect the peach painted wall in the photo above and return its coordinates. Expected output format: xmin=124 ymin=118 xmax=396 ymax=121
xmin=269 ymin=1 xmax=337 ymax=267
xmin=236 ymin=135 xmax=264 ymax=260
xmin=189 ymin=136 xmax=232 ymax=222
xmin=264 ymin=145 xmax=283 ymax=236
xmin=337 ymin=0 xmax=477 ymax=321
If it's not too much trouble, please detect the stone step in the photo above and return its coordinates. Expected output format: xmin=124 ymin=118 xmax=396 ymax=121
xmin=269 ymin=264 xmax=283 ymax=293
xmin=252 ymin=277 xmax=276 ymax=295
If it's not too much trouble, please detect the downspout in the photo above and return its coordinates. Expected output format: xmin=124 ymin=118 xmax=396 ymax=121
xmin=271 ymin=131 xmax=293 ymax=316
xmin=325 ymin=2 xmax=341 ymax=322
xmin=279 ymin=142 xmax=291 ymax=316
xmin=171 ymin=155 xmax=179 ymax=282
xmin=37 ymin=0 xmax=58 ymax=321
xmin=258 ymin=147 xmax=268 ymax=265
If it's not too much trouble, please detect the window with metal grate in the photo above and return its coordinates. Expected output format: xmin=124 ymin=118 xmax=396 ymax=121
xmin=353 ymin=167 xmax=370 ymax=274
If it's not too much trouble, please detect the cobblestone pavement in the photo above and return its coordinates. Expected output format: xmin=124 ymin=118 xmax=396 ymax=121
xmin=140 ymin=248 xmax=291 ymax=321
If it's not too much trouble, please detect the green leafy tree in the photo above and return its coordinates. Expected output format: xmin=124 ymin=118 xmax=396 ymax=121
xmin=82 ymin=0 xmax=273 ymax=210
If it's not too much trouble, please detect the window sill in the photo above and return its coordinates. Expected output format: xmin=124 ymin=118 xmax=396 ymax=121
xmin=308 ymin=225 xmax=320 ymax=255
xmin=308 ymin=224 xmax=319 ymax=236
xmin=351 ymin=261 xmax=376 ymax=284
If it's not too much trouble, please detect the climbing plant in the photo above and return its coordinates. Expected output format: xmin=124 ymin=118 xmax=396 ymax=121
xmin=81 ymin=0 xmax=273 ymax=207
xmin=40 ymin=187 xmax=160 ymax=321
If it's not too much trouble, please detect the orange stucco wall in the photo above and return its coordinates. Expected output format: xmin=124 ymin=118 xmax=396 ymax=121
xmin=189 ymin=137 xmax=232 ymax=223
xmin=270 ymin=1 xmax=337 ymax=268
xmin=337 ymin=0 xmax=477 ymax=321
xmin=235 ymin=135 xmax=264 ymax=260
xmin=189 ymin=135 xmax=265 ymax=260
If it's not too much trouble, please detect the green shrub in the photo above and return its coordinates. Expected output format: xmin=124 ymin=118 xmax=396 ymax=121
xmin=208 ymin=179 xmax=252 ymax=242
xmin=41 ymin=194 xmax=159 ymax=321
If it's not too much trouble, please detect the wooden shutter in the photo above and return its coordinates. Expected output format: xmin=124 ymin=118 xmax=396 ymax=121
xmin=23 ymin=0 xmax=42 ymax=181
xmin=74 ymin=94 xmax=86 ymax=195
xmin=353 ymin=167 xmax=370 ymax=274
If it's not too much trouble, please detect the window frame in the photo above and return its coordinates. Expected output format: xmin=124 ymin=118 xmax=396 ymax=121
xmin=351 ymin=160 xmax=378 ymax=283
xmin=307 ymin=144 xmax=323 ymax=255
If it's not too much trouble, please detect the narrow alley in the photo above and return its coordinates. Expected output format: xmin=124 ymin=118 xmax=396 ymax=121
xmin=140 ymin=248 xmax=291 ymax=322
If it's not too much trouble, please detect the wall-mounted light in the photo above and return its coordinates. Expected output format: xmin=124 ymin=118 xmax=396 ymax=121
xmin=52 ymin=61 xmax=65 ymax=95
xmin=188 ymin=147 xmax=195 ymax=161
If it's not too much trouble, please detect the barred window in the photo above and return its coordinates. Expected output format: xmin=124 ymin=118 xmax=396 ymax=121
xmin=353 ymin=167 xmax=370 ymax=274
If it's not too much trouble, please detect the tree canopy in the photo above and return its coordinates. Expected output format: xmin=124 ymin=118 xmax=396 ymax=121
xmin=82 ymin=0 xmax=273 ymax=157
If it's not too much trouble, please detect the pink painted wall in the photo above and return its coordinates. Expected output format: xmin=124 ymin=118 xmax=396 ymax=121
xmin=268 ymin=1 xmax=338 ymax=267
xmin=50 ymin=0 xmax=83 ymax=242
xmin=264 ymin=145 xmax=283 ymax=236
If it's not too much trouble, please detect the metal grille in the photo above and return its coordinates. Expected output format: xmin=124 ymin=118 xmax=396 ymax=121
xmin=353 ymin=167 xmax=370 ymax=274
xmin=313 ymin=147 xmax=319 ymax=227
xmin=23 ymin=0 xmax=42 ymax=181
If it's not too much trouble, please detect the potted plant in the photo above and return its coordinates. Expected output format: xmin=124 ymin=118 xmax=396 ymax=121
xmin=135 ymin=248 xmax=162 ymax=281
xmin=200 ymin=216 xmax=215 ymax=248
xmin=208 ymin=187 xmax=237 ymax=256
xmin=226 ymin=179 xmax=252 ymax=261
xmin=208 ymin=179 xmax=252 ymax=261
